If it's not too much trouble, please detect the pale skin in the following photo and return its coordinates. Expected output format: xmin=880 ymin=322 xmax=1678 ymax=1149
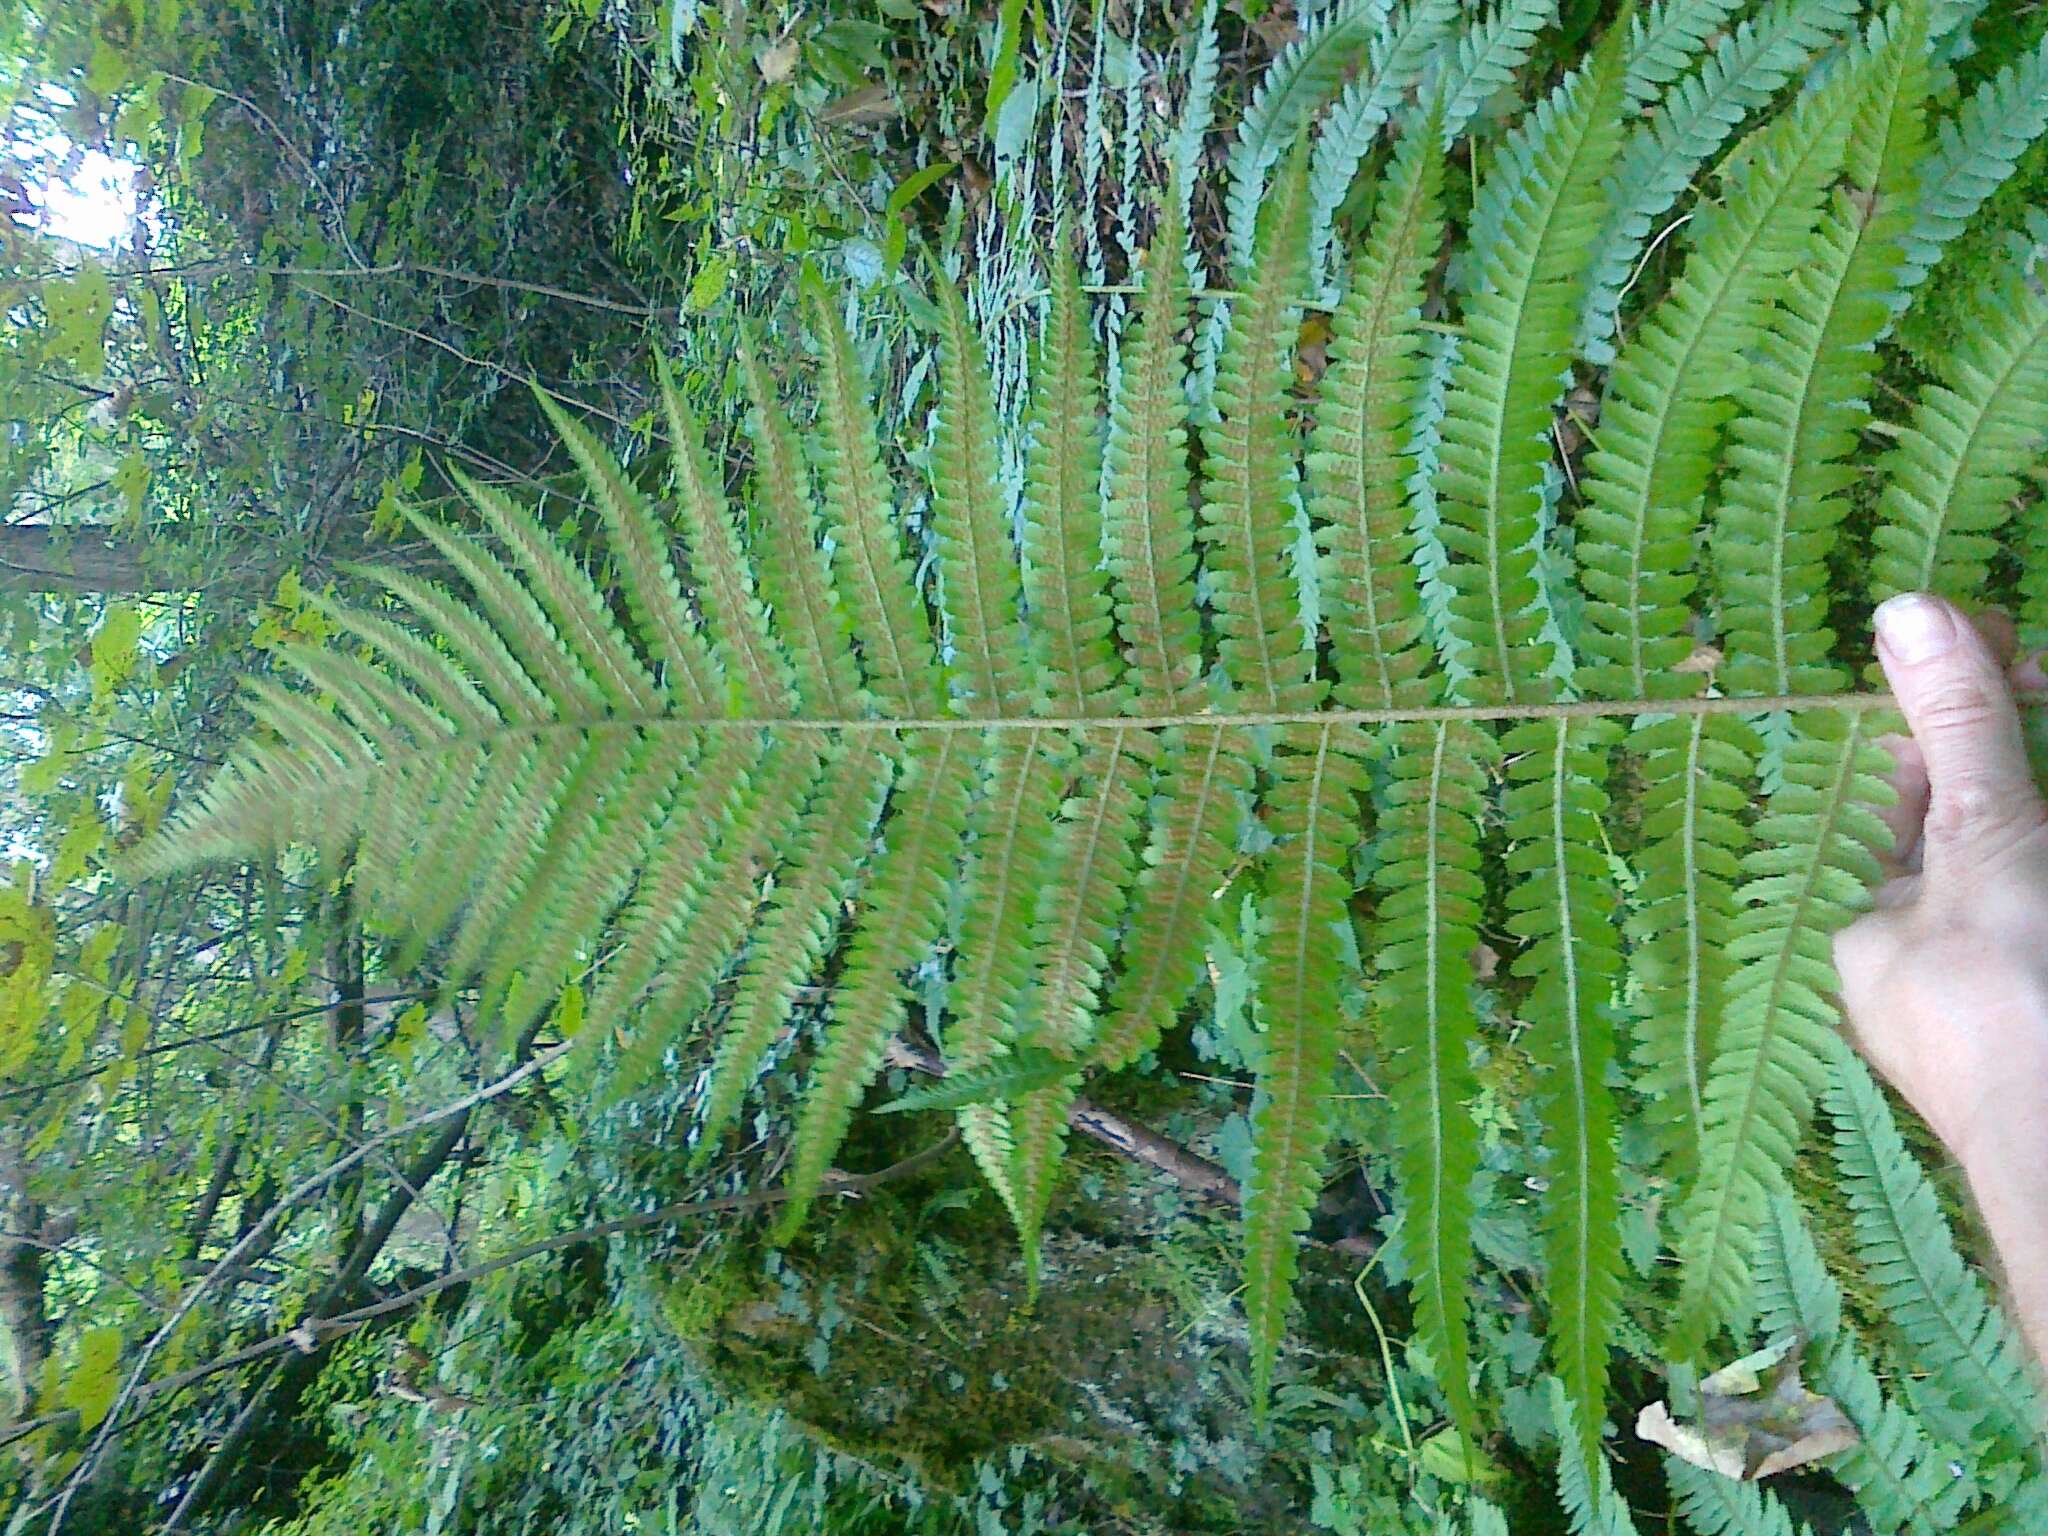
xmin=1836 ymin=590 xmax=2048 ymax=1365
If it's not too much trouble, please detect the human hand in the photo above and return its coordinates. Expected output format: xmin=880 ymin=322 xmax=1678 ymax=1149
xmin=1834 ymin=592 xmax=2048 ymax=1179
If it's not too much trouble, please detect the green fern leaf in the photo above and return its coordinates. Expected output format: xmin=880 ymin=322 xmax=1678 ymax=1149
xmin=1624 ymin=713 xmax=1756 ymax=1171
xmin=804 ymin=276 xmax=944 ymax=718
xmin=1437 ymin=24 xmax=1626 ymax=703
xmin=1436 ymin=0 xmax=1557 ymax=144
xmin=1577 ymin=38 xmax=1866 ymax=701
xmin=1504 ymin=716 xmax=1625 ymax=1460
xmin=1309 ymin=104 xmax=1447 ymax=713
xmin=1551 ymin=1377 xmax=1641 ymax=1536
xmin=1755 ymin=1189 xmax=1968 ymax=1536
xmin=777 ymin=729 xmax=979 ymax=1237
xmin=1825 ymin=1046 xmax=2044 ymax=1462
xmin=1675 ymin=713 xmax=1893 ymax=1351
xmin=875 ymin=1046 xmax=1075 ymax=1115
xmin=1870 ymin=256 xmax=2048 ymax=604
xmin=1244 ymin=723 xmax=1370 ymax=1414
xmin=695 ymin=741 xmax=896 ymax=1159
xmin=1373 ymin=719 xmax=1492 ymax=1440
xmin=1666 ymin=1456 xmax=1807 ymax=1536
xmin=1717 ymin=5 xmax=1929 ymax=700
xmin=735 ymin=326 xmax=866 ymax=719
xmin=1623 ymin=0 xmax=1746 ymax=107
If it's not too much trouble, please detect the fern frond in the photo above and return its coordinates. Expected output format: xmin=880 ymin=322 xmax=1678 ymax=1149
xmin=1435 ymin=0 xmax=1557 ymax=144
xmin=655 ymin=354 xmax=797 ymax=715
xmin=1825 ymin=1046 xmax=2043 ymax=1462
xmin=1304 ymin=0 xmax=1459 ymax=297
xmin=695 ymin=741 xmax=896 ymax=1158
xmin=1202 ymin=141 xmax=1323 ymax=712
xmin=1675 ymin=713 xmax=1893 ymax=1351
xmin=1624 ymin=713 xmax=1756 ymax=1171
xmin=1504 ymin=716 xmax=1624 ymax=1460
xmin=1717 ymin=4 xmax=1929 ymax=701
xmin=1094 ymin=727 xmax=1256 ymax=1072
xmin=735 ymin=326 xmax=865 ymax=719
xmin=1577 ymin=0 xmax=1864 ymax=362
xmin=1898 ymin=30 xmax=2048 ymax=302
xmin=1551 ymin=1377 xmax=1641 ymax=1536
xmin=1869 ymin=257 xmax=2048 ymax=604
xmin=804 ymin=278 xmax=945 ymax=718
xmin=1244 ymin=723 xmax=1370 ymax=1414
xmin=1102 ymin=191 xmax=1202 ymax=710
xmin=776 ymin=730 xmax=979 ymax=1237
xmin=1436 ymin=26 xmax=1626 ymax=704
xmin=930 ymin=275 xmax=1037 ymax=718
xmin=1309 ymin=105 xmax=1447 ymax=712
xmin=1665 ymin=1457 xmax=1807 ymax=1536
xmin=1755 ymin=1190 xmax=1967 ymax=1536
xmin=1010 ymin=726 xmax=1154 ymax=1277
xmin=1223 ymin=0 xmax=1395 ymax=272
xmin=1577 ymin=42 xmax=1866 ymax=701
xmin=1022 ymin=240 xmax=1121 ymax=717
xmin=530 ymin=389 xmax=721 ymax=714
xmin=1373 ymin=719 xmax=1491 ymax=1440
xmin=1623 ymin=0 xmax=1746 ymax=108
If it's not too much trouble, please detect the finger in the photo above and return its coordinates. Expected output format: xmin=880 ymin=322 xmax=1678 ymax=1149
xmin=1874 ymin=592 xmax=2048 ymax=856
xmin=1873 ymin=733 xmax=1928 ymax=876
xmin=1972 ymin=608 xmax=2019 ymax=669
xmin=2015 ymin=648 xmax=2048 ymax=696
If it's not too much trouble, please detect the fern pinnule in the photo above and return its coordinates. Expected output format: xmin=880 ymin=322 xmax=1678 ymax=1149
xmin=1825 ymin=1047 xmax=2044 ymax=1463
xmin=695 ymin=741 xmax=896 ymax=1162
xmin=1102 ymin=184 xmax=1201 ymax=710
xmin=1754 ymin=1191 xmax=1966 ymax=1536
xmin=1245 ymin=722 xmax=1371 ymax=1415
xmin=529 ymin=389 xmax=721 ymax=715
xmin=1675 ymin=714 xmax=1893 ymax=1351
xmin=1869 ymin=257 xmax=2048 ymax=605
xmin=735 ymin=326 xmax=864 ymax=720
xmin=1624 ymin=712 xmax=1755 ymax=1171
xmin=1716 ymin=4 xmax=1928 ymax=702
xmin=1435 ymin=0 xmax=1556 ymax=144
xmin=1372 ymin=718 xmax=1491 ymax=1441
xmin=1310 ymin=105 xmax=1445 ymax=713
xmin=803 ymin=275 xmax=943 ymax=718
xmin=654 ymin=354 xmax=796 ymax=715
xmin=1576 ymin=0 xmax=1862 ymax=361
xmin=1577 ymin=33 xmax=1865 ymax=702
xmin=1622 ymin=0 xmax=1744 ymax=106
xmin=777 ymin=729 xmax=978 ymax=1237
xmin=1436 ymin=23 xmax=1626 ymax=704
xmin=1504 ymin=716 xmax=1624 ymax=1463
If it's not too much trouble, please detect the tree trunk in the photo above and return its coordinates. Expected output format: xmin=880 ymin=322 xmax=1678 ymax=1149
xmin=0 ymin=1134 xmax=50 ymax=1419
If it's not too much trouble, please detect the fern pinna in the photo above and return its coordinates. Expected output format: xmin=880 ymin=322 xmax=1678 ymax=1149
xmin=137 ymin=0 xmax=2048 ymax=1503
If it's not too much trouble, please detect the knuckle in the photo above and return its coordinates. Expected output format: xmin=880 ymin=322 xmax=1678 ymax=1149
xmin=1912 ymin=679 xmax=2002 ymax=738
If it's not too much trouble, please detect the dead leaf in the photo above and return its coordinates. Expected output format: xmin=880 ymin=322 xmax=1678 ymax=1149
xmin=1636 ymin=1333 xmax=1858 ymax=1481
xmin=819 ymin=83 xmax=900 ymax=127
xmin=1469 ymin=942 xmax=1501 ymax=982
xmin=757 ymin=36 xmax=799 ymax=85
xmin=1674 ymin=643 xmax=1724 ymax=676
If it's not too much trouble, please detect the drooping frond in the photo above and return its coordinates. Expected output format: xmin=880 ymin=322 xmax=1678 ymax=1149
xmin=1825 ymin=1047 xmax=2044 ymax=1462
xmin=1372 ymin=719 xmax=1492 ymax=1440
xmin=1504 ymin=717 xmax=1624 ymax=1461
xmin=1435 ymin=0 xmax=1558 ymax=144
xmin=1897 ymin=29 xmax=2048 ymax=302
xmin=1717 ymin=5 xmax=1929 ymax=701
xmin=1577 ymin=41 xmax=1867 ymax=702
xmin=1754 ymin=1190 xmax=1968 ymax=1536
xmin=1869 ymin=256 xmax=2048 ymax=604
xmin=1675 ymin=713 xmax=1893 ymax=1350
xmin=1304 ymin=0 xmax=1459 ymax=297
xmin=803 ymin=276 xmax=944 ymax=718
xmin=1623 ymin=714 xmax=1756 ymax=1171
xmin=1309 ymin=105 xmax=1447 ymax=712
xmin=1436 ymin=26 xmax=1626 ymax=703
xmin=1577 ymin=0 xmax=1863 ymax=362
xmin=1244 ymin=723 xmax=1370 ymax=1413
xmin=1202 ymin=141 xmax=1322 ymax=712
xmin=1223 ymin=0 xmax=1397 ymax=272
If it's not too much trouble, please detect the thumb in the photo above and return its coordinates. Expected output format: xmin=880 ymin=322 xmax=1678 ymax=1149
xmin=1873 ymin=592 xmax=2046 ymax=859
